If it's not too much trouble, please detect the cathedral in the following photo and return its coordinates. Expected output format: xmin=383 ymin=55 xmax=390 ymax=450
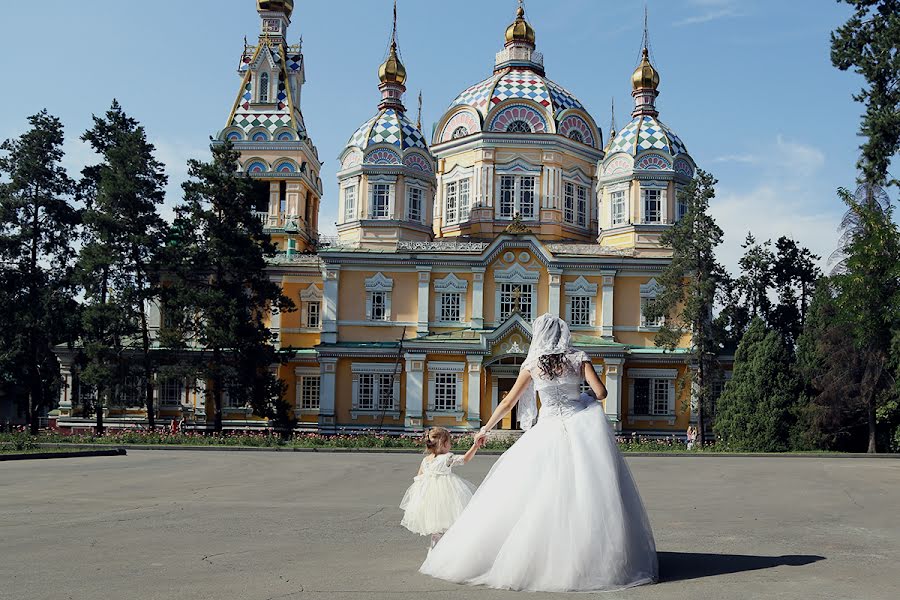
xmin=55 ymin=0 xmax=709 ymax=436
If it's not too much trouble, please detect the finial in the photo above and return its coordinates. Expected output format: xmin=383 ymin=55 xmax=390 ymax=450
xmin=641 ymin=2 xmax=649 ymax=53
xmin=417 ymin=91 xmax=423 ymax=130
xmin=517 ymin=0 xmax=525 ymax=18
xmin=610 ymin=97 xmax=617 ymax=135
xmin=392 ymin=0 xmax=398 ymax=47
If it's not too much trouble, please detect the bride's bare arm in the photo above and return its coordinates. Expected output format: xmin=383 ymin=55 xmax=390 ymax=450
xmin=583 ymin=362 xmax=608 ymax=408
xmin=474 ymin=369 xmax=533 ymax=442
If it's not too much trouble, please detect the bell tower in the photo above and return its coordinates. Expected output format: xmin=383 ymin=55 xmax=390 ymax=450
xmin=218 ymin=0 xmax=323 ymax=255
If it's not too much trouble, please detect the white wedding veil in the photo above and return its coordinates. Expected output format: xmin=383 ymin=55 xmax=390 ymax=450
xmin=518 ymin=314 xmax=574 ymax=430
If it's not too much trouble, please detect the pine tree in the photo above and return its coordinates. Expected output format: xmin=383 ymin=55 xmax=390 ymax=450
xmin=770 ymin=236 xmax=821 ymax=345
xmin=161 ymin=142 xmax=295 ymax=433
xmin=715 ymin=318 xmax=800 ymax=452
xmin=77 ymin=101 xmax=169 ymax=432
xmin=831 ymin=0 xmax=900 ymax=187
xmin=644 ymin=169 xmax=726 ymax=443
xmin=0 ymin=111 xmax=79 ymax=433
xmin=736 ymin=234 xmax=775 ymax=322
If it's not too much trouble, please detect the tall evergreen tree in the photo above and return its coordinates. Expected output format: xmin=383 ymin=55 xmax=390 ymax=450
xmin=770 ymin=236 xmax=821 ymax=344
xmin=831 ymin=0 xmax=900 ymax=187
xmin=715 ymin=318 xmax=800 ymax=452
xmin=829 ymin=186 xmax=900 ymax=452
xmin=161 ymin=142 xmax=295 ymax=433
xmin=77 ymin=101 xmax=169 ymax=432
xmin=0 ymin=111 xmax=79 ymax=433
xmin=644 ymin=169 xmax=726 ymax=444
xmin=736 ymin=234 xmax=775 ymax=322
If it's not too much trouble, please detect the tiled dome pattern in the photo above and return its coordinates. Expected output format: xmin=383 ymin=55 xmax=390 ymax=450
xmin=608 ymin=116 xmax=688 ymax=157
xmin=347 ymin=108 xmax=428 ymax=151
xmin=449 ymin=68 xmax=585 ymax=120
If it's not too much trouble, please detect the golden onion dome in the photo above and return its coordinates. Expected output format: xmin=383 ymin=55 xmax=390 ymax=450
xmin=378 ymin=41 xmax=407 ymax=85
xmin=632 ymin=47 xmax=660 ymax=91
xmin=257 ymin=0 xmax=294 ymax=17
xmin=505 ymin=6 xmax=536 ymax=45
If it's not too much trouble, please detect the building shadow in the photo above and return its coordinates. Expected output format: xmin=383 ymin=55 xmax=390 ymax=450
xmin=658 ymin=551 xmax=825 ymax=582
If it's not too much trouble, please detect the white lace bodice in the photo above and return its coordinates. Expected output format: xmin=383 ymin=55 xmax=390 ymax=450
xmin=529 ymin=351 xmax=593 ymax=420
xmin=418 ymin=453 xmax=466 ymax=478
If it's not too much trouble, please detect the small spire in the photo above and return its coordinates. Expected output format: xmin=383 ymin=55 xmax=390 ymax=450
xmin=641 ymin=2 xmax=650 ymax=54
xmin=391 ymin=0 xmax=398 ymax=47
xmin=610 ymin=97 xmax=617 ymax=135
xmin=416 ymin=91 xmax=423 ymax=130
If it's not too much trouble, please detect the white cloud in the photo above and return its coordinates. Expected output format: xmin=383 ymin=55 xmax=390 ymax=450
xmin=675 ymin=0 xmax=745 ymax=27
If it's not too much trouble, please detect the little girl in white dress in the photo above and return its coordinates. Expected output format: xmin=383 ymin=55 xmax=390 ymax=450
xmin=400 ymin=427 xmax=484 ymax=550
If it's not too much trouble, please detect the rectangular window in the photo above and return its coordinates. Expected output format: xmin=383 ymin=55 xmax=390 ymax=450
xmin=641 ymin=297 xmax=664 ymax=328
xmin=642 ymin=189 xmax=662 ymax=224
xmin=117 ymin=376 xmax=145 ymax=406
xmin=677 ymin=198 xmax=688 ymax=221
xmin=358 ymin=373 xmax=376 ymax=410
xmin=499 ymin=283 xmax=534 ymax=321
xmin=611 ymin=190 xmax=626 ymax=226
xmin=499 ymin=176 xmax=515 ymax=218
xmin=439 ymin=293 xmax=462 ymax=322
xmin=343 ymin=186 xmax=356 ymax=222
xmin=445 ymin=181 xmax=458 ymax=224
xmin=299 ymin=376 xmax=321 ymax=410
xmin=633 ymin=378 xmax=671 ymax=417
xmin=159 ymin=378 xmax=183 ymax=406
xmin=564 ymin=182 xmax=575 ymax=224
xmin=433 ymin=373 xmax=458 ymax=411
xmin=279 ymin=181 xmax=287 ymax=215
xmin=570 ymin=296 xmax=591 ymax=326
xmin=378 ymin=375 xmax=395 ymax=409
xmin=306 ymin=301 xmax=321 ymax=328
xmin=519 ymin=176 xmax=535 ymax=219
xmin=370 ymin=291 xmax=387 ymax=321
xmin=459 ymin=178 xmax=471 ymax=221
xmin=371 ymin=183 xmax=391 ymax=219
xmin=577 ymin=185 xmax=588 ymax=227
xmin=407 ymin=186 xmax=422 ymax=222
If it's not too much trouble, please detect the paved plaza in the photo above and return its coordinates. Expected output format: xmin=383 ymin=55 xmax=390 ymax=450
xmin=1 ymin=451 xmax=897 ymax=600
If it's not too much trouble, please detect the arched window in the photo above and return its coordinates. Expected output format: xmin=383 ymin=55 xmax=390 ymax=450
xmin=506 ymin=120 xmax=532 ymax=134
xmin=259 ymin=72 xmax=270 ymax=103
xmin=567 ymin=130 xmax=585 ymax=143
xmin=452 ymin=126 xmax=469 ymax=139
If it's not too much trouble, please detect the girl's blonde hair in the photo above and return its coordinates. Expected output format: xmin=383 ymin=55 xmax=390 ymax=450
xmin=423 ymin=427 xmax=451 ymax=454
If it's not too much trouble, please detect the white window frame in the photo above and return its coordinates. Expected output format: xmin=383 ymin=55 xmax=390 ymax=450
xmin=676 ymin=185 xmax=688 ymax=221
xmin=351 ymin=363 xmax=402 ymax=419
xmin=368 ymin=176 xmax=396 ymax=220
xmin=564 ymin=276 xmax=598 ymax=328
xmin=640 ymin=278 xmax=664 ymax=329
xmin=640 ymin=182 xmax=667 ymax=224
xmin=562 ymin=177 xmax=590 ymax=228
xmin=433 ymin=273 xmax=468 ymax=324
xmin=294 ymin=367 xmax=321 ymax=413
xmin=563 ymin=181 xmax=576 ymax=224
xmin=609 ymin=185 xmax=628 ymax=227
xmin=300 ymin=284 xmax=323 ymax=330
xmin=442 ymin=166 xmax=473 ymax=226
xmin=496 ymin=169 xmax=538 ymax=220
xmin=427 ymin=361 xmax=465 ymax=419
xmin=258 ymin=71 xmax=270 ymax=103
xmin=342 ymin=182 xmax=357 ymax=223
xmin=158 ymin=376 xmax=184 ymax=407
xmin=406 ymin=183 xmax=424 ymax=223
xmin=494 ymin=264 xmax=539 ymax=323
xmin=628 ymin=368 xmax=677 ymax=423
xmin=365 ymin=272 xmax=393 ymax=321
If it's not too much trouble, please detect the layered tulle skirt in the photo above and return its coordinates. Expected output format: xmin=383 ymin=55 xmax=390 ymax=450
xmin=419 ymin=401 xmax=658 ymax=592
xmin=400 ymin=471 xmax=477 ymax=536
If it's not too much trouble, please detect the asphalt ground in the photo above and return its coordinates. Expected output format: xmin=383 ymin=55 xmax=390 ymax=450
xmin=1 ymin=451 xmax=897 ymax=600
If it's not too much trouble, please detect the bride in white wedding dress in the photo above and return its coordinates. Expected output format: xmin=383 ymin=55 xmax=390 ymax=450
xmin=419 ymin=314 xmax=658 ymax=592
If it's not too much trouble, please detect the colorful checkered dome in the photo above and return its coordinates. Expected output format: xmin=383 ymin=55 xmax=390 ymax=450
xmin=447 ymin=68 xmax=590 ymax=126
xmin=345 ymin=108 xmax=429 ymax=152
xmin=607 ymin=115 xmax=689 ymax=157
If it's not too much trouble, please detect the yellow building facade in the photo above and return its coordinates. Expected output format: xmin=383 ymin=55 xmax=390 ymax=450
xmin=55 ymin=1 xmax=708 ymax=436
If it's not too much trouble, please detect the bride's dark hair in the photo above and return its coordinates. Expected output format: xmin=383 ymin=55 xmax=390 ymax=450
xmin=538 ymin=353 xmax=568 ymax=379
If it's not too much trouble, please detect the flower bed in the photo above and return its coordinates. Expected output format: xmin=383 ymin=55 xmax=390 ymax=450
xmin=0 ymin=428 xmax=713 ymax=453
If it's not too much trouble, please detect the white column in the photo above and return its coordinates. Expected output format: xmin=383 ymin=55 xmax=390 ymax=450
xmin=601 ymin=273 xmax=615 ymax=338
xmin=604 ymin=357 xmax=624 ymax=431
xmin=322 ymin=266 xmax=340 ymax=344
xmin=270 ymin=308 xmax=282 ymax=349
xmin=471 ymin=267 xmax=485 ymax=329
xmin=417 ymin=267 xmax=431 ymax=335
xmin=549 ymin=269 xmax=562 ymax=317
xmin=466 ymin=356 xmax=483 ymax=428
xmin=404 ymin=354 xmax=426 ymax=430
xmin=318 ymin=358 xmax=338 ymax=433
xmin=58 ymin=367 xmax=72 ymax=412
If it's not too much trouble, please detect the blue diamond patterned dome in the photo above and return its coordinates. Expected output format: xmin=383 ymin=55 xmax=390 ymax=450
xmin=347 ymin=108 xmax=428 ymax=151
xmin=449 ymin=68 xmax=584 ymax=120
xmin=608 ymin=115 xmax=688 ymax=157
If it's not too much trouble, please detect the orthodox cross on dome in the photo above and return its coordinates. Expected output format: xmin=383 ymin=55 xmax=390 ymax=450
xmin=631 ymin=4 xmax=661 ymax=118
xmin=377 ymin=0 xmax=407 ymax=112
xmin=609 ymin=96 xmax=617 ymax=139
xmin=417 ymin=91 xmax=423 ymax=130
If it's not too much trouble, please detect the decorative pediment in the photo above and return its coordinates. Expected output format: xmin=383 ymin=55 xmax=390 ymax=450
xmin=493 ymin=263 xmax=540 ymax=284
xmin=602 ymin=155 xmax=633 ymax=177
xmin=365 ymin=272 xmax=393 ymax=292
xmin=635 ymin=153 xmax=673 ymax=171
xmin=640 ymin=278 xmax=662 ymax=297
xmin=485 ymin=313 xmax=533 ymax=351
xmin=433 ymin=273 xmax=468 ymax=293
xmin=564 ymin=276 xmax=598 ymax=295
xmin=300 ymin=284 xmax=322 ymax=301
xmin=495 ymin=158 xmax=542 ymax=175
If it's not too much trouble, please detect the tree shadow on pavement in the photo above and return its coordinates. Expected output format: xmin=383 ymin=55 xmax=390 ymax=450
xmin=658 ymin=551 xmax=825 ymax=582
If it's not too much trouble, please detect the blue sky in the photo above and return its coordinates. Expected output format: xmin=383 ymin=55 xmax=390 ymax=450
xmin=0 ymin=0 xmax=887 ymax=274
